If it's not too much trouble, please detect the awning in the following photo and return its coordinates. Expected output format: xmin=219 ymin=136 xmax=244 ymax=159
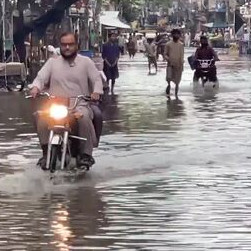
xmin=100 ymin=11 xmax=131 ymax=29
xmin=203 ymin=22 xmax=234 ymax=28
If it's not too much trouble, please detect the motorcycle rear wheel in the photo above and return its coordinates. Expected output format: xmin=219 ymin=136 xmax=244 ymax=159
xmin=6 ymin=81 xmax=25 ymax=92
xmin=0 ymin=77 xmax=25 ymax=92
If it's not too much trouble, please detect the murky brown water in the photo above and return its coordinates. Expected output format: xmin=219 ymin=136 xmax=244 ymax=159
xmin=0 ymin=51 xmax=251 ymax=250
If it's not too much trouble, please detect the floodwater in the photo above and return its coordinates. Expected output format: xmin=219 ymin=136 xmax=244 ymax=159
xmin=0 ymin=50 xmax=251 ymax=250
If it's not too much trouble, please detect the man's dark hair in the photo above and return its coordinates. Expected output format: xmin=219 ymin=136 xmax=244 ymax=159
xmin=59 ymin=32 xmax=77 ymax=43
xmin=108 ymin=32 xmax=116 ymax=38
xmin=147 ymin=38 xmax=154 ymax=44
xmin=171 ymin=29 xmax=181 ymax=36
xmin=200 ymin=35 xmax=208 ymax=40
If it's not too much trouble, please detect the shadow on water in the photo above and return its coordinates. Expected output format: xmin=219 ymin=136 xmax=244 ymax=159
xmin=166 ymin=98 xmax=185 ymax=118
xmin=101 ymin=94 xmax=122 ymax=134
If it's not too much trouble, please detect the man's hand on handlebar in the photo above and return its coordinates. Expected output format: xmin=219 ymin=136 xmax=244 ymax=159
xmin=30 ymin=86 xmax=40 ymax=98
xmin=91 ymin=93 xmax=101 ymax=101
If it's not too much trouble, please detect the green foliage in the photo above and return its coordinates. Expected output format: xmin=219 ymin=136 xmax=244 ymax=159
xmin=153 ymin=0 xmax=171 ymax=10
xmin=114 ymin=0 xmax=141 ymax=7
xmin=112 ymin=0 xmax=172 ymax=23
xmin=113 ymin=0 xmax=141 ymax=23
xmin=121 ymin=0 xmax=141 ymax=23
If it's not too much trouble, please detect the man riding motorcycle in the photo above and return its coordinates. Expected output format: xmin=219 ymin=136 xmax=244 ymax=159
xmin=29 ymin=32 xmax=103 ymax=170
xmin=193 ymin=36 xmax=219 ymax=83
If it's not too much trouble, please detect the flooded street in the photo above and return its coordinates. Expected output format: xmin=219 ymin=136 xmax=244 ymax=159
xmin=1 ymin=50 xmax=251 ymax=250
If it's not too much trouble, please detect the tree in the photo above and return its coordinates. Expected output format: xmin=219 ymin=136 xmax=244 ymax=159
xmin=13 ymin=0 xmax=80 ymax=62
xmin=113 ymin=0 xmax=141 ymax=23
xmin=121 ymin=0 xmax=141 ymax=23
xmin=153 ymin=0 xmax=171 ymax=11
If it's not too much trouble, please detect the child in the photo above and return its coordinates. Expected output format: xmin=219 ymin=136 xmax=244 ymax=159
xmin=92 ymin=45 xmax=107 ymax=88
xmin=145 ymin=38 xmax=157 ymax=74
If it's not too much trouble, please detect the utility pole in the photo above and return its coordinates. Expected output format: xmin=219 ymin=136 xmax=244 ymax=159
xmin=1 ymin=0 xmax=6 ymax=62
xmin=226 ymin=0 xmax=230 ymax=24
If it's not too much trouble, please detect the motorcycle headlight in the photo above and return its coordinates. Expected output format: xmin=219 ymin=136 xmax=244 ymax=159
xmin=49 ymin=104 xmax=68 ymax=120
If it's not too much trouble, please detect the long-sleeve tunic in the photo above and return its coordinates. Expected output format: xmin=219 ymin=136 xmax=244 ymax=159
xmin=31 ymin=55 xmax=103 ymax=97
xmin=31 ymin=55 xmax=103 ymax=155
xmin=164 ymin=41 xmax=184 ymax=69
xmin=164 ymin=40 xmax=184 ymax=84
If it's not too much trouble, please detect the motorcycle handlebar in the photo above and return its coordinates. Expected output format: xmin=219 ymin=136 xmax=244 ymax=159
xmin=197 ymin=59 xmax=215 ymax=63
xmin=25 ymin=92 xmax=94 ymax=110
xmin=25 ymin=92 xmax=50 ymax=99
xmin=71 ymin=95 xmax=91 ymax=110
xmin=25 ymin=93 xmax=91 ymax=100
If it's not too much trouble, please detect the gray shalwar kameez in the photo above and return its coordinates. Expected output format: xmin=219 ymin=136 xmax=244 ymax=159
xmin=30 ymin=55 xmax=103 ymax=156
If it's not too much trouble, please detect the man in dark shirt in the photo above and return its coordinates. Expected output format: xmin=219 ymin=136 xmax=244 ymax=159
xmin=193 ymin=36 xmax=219 ymax=82
xmin=102 ymin=33 xmax=120 ymax=94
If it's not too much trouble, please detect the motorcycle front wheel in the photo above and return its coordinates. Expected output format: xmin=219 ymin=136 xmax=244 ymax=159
xmin=49 ymin=145 xmax=59 ymax=173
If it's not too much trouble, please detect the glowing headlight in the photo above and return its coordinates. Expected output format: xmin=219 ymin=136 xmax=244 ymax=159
xmin=49 ymin=104 xmax=68 ymax=120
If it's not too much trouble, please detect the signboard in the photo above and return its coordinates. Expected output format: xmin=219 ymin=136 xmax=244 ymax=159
xmin=208 ymin=0 xmax=236 ymax=12
xmin=208 ymin=0 xmax=227 ymax=12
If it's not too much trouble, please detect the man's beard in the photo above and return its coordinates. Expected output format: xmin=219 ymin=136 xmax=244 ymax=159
xmin=61 ymin=50 xmax=77 ymax=60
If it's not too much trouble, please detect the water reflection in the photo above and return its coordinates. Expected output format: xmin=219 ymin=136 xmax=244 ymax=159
xmin=50 ymin=202 xmax=72 ymax=250
xmin=194 ymin=95 xmax=218 ymax=115
xmin=0 ymin=185 xmax=109 ymax=250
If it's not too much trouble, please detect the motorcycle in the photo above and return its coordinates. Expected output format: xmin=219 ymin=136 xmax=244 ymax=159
xmin=27 ymin=92 xmax=96 ymax=173
xmin=0 ymin=62 xmax=26 ymax=92
xmin=193 ymin=59 xmax=219 ymax=92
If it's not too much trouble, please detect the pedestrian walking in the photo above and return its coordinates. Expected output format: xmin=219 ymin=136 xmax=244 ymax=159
xmin=102 ymin=33 xmax=120 ymax=94
xmin=132 ymin=33 xmax=138 ymax=53
xmin=118 ymin=34 xmax=126 ymax=55
xmin=145 ymin=38 xmax=157 ymax=74
xmin=90 ymin=29 xmax=98 ymax=51
xmin=137 ymin=35 xmax=146 ymax=53
xmin=184 ymin=31 xmax=191 ymax=47
xmin=164 ymin=29 xmax=184 ymax=99
xmin=127 ymin=37 xmax=136 ymax=59
xmin=156 ymin=34 xmax=167 ymax=61
xmin=92 ymin=45 xmax=106 ymax=86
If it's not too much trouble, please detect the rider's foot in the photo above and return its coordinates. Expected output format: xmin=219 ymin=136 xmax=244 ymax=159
xmin=77 ymin=154 xmax=95 ymax=170
xmin=165 ymin=84 xmax=171 ymax=98
xmin=37 ymin=144 xmax=48 ymax=171
xmin=37 ymin=156 xmax=47 ymax=170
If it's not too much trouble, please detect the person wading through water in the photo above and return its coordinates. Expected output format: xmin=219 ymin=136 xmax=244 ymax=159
xmin=102 ymin=33 xmax=120 ymax=94
xmin=145 ymin=38 xmax=157 ymax=74
xmin=164 ymin=29 xmax=184 ymax=99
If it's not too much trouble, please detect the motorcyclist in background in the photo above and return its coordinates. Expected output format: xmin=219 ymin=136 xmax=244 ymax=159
xmin=193 ymin=36 xmax=220 ymax=83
